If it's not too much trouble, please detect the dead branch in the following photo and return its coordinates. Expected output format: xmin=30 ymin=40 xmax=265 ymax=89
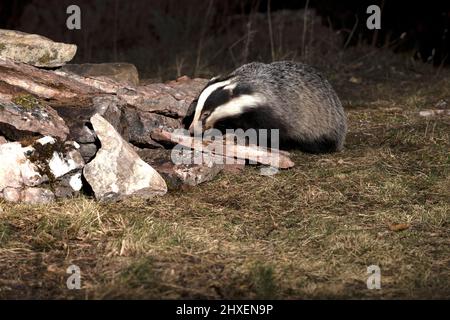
xmin=151 ymin=129 xmax=295 ymax=169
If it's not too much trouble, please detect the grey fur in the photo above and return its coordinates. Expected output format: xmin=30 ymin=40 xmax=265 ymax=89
xmin=185 ymin=61 xmax=347 ymax=153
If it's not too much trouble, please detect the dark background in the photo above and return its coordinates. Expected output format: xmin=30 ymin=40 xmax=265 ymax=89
xmin=1 ymin=0 xmax=449 ymax=79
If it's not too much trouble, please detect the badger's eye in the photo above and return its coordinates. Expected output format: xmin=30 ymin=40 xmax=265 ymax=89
xmin=201 ymin=111 xmax=211 ymax=120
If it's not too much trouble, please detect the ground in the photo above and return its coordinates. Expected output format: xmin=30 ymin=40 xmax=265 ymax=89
xmin=0 ymin=48 xmax=449 ymax=299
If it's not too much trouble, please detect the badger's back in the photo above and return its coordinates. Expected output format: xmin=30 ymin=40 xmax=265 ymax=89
xmin=227 ymin=61 xmax=347 ymax=153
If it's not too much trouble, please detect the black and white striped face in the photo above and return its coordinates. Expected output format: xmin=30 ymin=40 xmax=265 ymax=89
xmin=183 ymin=76 xmax=266 ymax=134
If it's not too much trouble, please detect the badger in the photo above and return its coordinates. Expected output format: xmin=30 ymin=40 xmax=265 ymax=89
xmin=182 ymin=61 xmax=347 ymax=153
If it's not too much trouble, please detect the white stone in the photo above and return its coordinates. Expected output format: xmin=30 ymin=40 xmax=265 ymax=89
xmin=22 ymin=187 xmax=55 ymax=204
xmin=2 ymin=186 xmax=55 ymax=204
xmin=37 ymin=136 xmax=56 ymax=145
xmin=69 ymin=172 xmax=83 ymax=191
xmin=48 ymin=150 xmax=83 ymax=178
xmin=0 ymin=142 xmax=42 ymax=190
xmin=83 ymin=114 xmax=167 ymax=200
xmin=2 ymin=187 xmax=21 ymax=202
xmin=0 ymin=137 xmax=84 ymax=203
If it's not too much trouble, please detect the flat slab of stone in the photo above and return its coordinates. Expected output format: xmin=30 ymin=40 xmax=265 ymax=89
xmin=61 ymin=63 xmax=139 ymax=86
xmin=0 ymin=29 xmax=77 ymax=67
xmin=0 ymin=95 xmax=69 ymax=141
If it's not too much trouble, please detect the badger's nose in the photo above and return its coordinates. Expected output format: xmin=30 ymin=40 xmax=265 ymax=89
xmin=189 ymin=121 xmax=201 ymax=136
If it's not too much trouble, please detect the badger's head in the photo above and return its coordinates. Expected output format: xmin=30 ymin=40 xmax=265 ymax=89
xmin=182 ymin=76 xmax=265 ymax=135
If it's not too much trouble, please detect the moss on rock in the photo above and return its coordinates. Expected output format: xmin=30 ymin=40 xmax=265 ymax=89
xmin=26 ymin=138 xmax=76 ymax=189
xmin=12 ymin=94 xmax=44 ymax=110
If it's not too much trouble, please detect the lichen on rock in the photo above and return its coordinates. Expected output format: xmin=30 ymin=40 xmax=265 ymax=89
xmin=0 ymin=96 xmax=69 ymax=140
xmin=12 ymin=94 xmax=45 ymax=110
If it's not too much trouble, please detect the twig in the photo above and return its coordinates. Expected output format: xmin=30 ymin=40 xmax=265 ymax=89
xmin=344 ymin=15 xmax=359 ymax=49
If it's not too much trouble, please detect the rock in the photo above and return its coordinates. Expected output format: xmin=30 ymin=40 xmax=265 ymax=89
xmin=61 ymin=63 xmax=139 ymax=86
xmin=172 ymin=163 xmax=223 ymax=187
xmin=0 ymin=58 xmax=209 ymax=153
xmin=173 ymin=162 xmax=224 ymax=186
xmin=0 ymin=29 xmax=77 ymax=67
xmin=78 ymin=143 xmax=98 ymax=162
xmin=52 ymin=95 xmax=124 ymax=144
xmin=138 ymin=148 xmax=224 ymax=188
xmin=121 ymin=77 xmax=208 ymax=118
xmin=0 ymin=95 xmax=69 ymax=141
xmin=0 ymin=136 xmax=84 ymax=203
xmin=0 ymin=59 xmax=208 ymax=149
xmin=2 ymin=186 xmax=55 ymax=204
xmin=0 ymin=136 xmax=7 ymax=144
xmin=122 ymin=106 xmax=181 ymax=148
xmin=69 ymin=172 xmax=83 ymax=191
xmin=0 ymin=141 xmax=44 ymax=190
xmin=53 ymin=172 xmax=83 ymax=199
xmin=74 ymin=126 xmax=97 ymax=144
xmin=23 ymin=187 xmax=55 ymax=204
xmin=51 ymin=90 xmax=183 ymax=149
xmin=2 ymin=187 xmax=21 ymax=202
xmin=52 ymin=67 xmax=205 ymax=119
xmin=24 ymin=136 xmax=85 ymax=179
xmin=137 ymin=148 xmax=174 ymax=165
xmin=92 ymin=96 xmax=123 ymax=130
xmin=137 ymin=148 xmax=184 ymax=189
xmin=83 ymin=114 xmax=167 ymax=200
xmin=0 ymin=58 xmax=99 ymax=100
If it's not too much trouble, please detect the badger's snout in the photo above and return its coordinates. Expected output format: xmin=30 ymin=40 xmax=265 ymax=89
xmin=188 ymin=123 xmax=195 ymax=136
xmin=188 ymin=121 xmax=208 ymax=136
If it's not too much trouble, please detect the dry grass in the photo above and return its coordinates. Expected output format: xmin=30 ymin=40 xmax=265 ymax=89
xmin=0 ymin=51 xmax=449 ymax=299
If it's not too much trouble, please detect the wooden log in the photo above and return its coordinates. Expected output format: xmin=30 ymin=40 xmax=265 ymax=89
xmin=151 ymin=129 xmax=295 ymax=169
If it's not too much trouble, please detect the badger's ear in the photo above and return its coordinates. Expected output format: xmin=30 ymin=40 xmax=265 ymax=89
xmin=182 ymin=99 xmax=197 ymax=129
xmin=207 ymin=74 xmax=234 ymax=86
xmin=231 ymin=82 xmax=253 ymax=97
xmin=207 ymin=75 xmax=224 ymax=85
